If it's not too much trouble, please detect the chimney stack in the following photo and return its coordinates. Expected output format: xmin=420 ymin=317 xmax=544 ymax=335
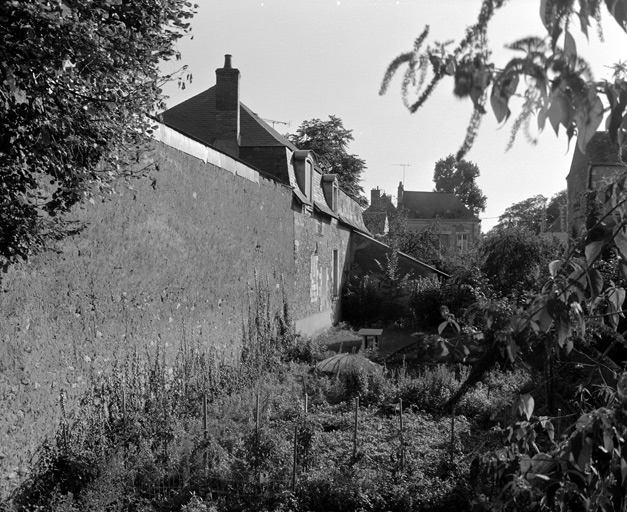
xmin=215 ymin=54 xmax=240 ymax=157
xmin=370 ymin=187 xmax=381 ymax=206
xmin=397 ymin=182 xmax=404 ymax=207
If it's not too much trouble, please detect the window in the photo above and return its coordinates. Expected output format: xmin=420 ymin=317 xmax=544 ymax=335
xmin=321 ymin=174 xmax=339 ymax=212
xmin=293 ymin=150 xmax=314 ymax=201
xmin=305 ymin=160 xmax=312 ymax=198
xmin=332 ymin=249 xmax=339 ymax=298
xmin=456 ymin=233 xmax=469 ymax=252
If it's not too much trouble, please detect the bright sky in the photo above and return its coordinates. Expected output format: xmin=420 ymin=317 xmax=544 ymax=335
xmin=161 ymin=0 xmax=627 ymax=232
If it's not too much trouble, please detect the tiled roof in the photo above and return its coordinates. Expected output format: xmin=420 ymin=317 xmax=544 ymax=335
xmin=401 ymin=191 xmax=478 ymax=220
xmin=353 ymin=232 xmax=449 ymax=279
xmin=161 ymin=86 xmax=297 ymax=150
xmin=364 ymin=194 xmax=396 ymax=215
xmin=586 ymin=132 xmax=626 ymax=164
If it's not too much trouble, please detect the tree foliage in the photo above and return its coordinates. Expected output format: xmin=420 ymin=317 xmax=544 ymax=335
xmin=384 ymin=208 xmax=444 ymax=266
xmin=480 ymin=227 xmax=566 ymax=296
xmin=452 ymin=173 xmax=627 ymax=510
xmin=433 ymin=154 xmax=487 ymax=215
xmin=495 ymin=194 xmax=549 ymax=233
xmin=0 ymin=0 xmax=196 ymax=268
xmin=287 ymin=115 xmax=367 ymax=204
xmin=380 ymin=0 xmax=627 ymax=161
xmin=495 ymin=190 xmax=568 ymax=233
xmin=546 ymin=189 xmax=568 ymax=227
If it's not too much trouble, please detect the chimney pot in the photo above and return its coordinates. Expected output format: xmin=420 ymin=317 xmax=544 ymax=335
xmin=223 ymin=54 xmax=232 ymax=69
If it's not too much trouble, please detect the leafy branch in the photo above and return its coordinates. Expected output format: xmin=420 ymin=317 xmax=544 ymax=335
xmin=381 ymin=0 xmax=627 ymax=160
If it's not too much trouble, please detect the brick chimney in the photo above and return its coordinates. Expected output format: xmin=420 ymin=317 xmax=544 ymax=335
xmin=397 ymin=181 xmax=404 ymax=207
xmin=370 ymin=187 xmax=381 ymax=206
xmin=215 ymin=54 xmax=240 ymax=157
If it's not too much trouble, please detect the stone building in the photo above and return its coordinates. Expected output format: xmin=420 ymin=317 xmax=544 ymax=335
xmin=566 ymin=131 xmax=627 ymax=237
xmin=161 ymin=54 xmax=372 ymax=336
xmin=396 ymin=183 xmax=481 ymax=252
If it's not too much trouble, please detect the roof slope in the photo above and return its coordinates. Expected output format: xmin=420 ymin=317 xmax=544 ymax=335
xmin=161 ymin=86 xmax=297 ymax=150
xmin=402 ymin=191 xmax=478 ymax=220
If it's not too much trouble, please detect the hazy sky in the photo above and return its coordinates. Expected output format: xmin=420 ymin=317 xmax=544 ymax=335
xmin=161 ymin=0 xmax=626 ymax=231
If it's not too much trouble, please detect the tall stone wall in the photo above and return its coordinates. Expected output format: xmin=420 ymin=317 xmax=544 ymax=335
xmin=292 ymin=207 xmax=351 ymax=337
xmin=0 ymin=140 xmax=295 ymax=496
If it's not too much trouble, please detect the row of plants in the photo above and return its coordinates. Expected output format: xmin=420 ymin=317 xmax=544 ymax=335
xmin=3 ymin=281 xmax=536 ymax=512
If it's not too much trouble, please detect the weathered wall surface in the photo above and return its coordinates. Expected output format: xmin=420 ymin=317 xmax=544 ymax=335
xmin=292 ymin=206 xmax=351 ymax=337
xmin=0 ymin=140 xmax=295 ymax=496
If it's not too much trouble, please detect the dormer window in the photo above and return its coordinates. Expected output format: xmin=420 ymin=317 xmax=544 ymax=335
xmin=293 ymin=150 xmax=315 ymax=201
xmin=321 ymin=174 xmax=339 ymax=212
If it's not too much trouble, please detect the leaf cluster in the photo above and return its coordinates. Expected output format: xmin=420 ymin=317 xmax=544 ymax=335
xmin=0 ymin=0 xmax=196 ymax=267
xmin=381 ymin=0 xmax=627 ymax=161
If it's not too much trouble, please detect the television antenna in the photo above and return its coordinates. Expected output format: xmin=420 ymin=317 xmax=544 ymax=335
xmin=262 ymin=118 xmax=291 ymax=129
xmin=392 ymin=164 xmax=411 ymax=184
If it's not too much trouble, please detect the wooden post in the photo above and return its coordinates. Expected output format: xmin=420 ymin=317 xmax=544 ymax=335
xmin=255 ymin=392 xmax=260 ymax=485
xmin=60 ymin=390 xmax=69 ymax=451
xmin=353 ymin=396 xmax=359 ymax=459
xmin=399 ymin=399 xmax=404 ymax=473
xmin=255 ymin=392 xmax=260 ymax=432
xmin=203 ymin=393 xmax=208 ymax=472
xmin=450 ymin=405 xmax=455 ymax=463
xmin=292 ymin=422 xmax=298 ymax=491
xmin=122 ymin=387 xmax=127 ymax=425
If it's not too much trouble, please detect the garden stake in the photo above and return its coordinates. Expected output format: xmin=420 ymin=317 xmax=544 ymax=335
xmin=292 ymin=422 xmax=298 ymax=491
xmin=60 ymin=390 xmax=68 ymax=451
xmin=304 ymin=393 xmax=308 ymax=415
xmin=399 ymin=399 xmax=404 ymax=473
xmin=353 ymin=396 xmax=359 ymax=459
xmin=122 ymin=386 xmax=127 ymax=425
xmin=450 ymin=405 xmax=455 ymax=464
xmin=558 ymin=408 xmax=561 ymax=437
xmin=255 ymin=392 xmax=260 ymax=485
xmin=203 ymin=393 xmax=208 ymax=472
xmin=255 ymin=392 xmax=260 ymax=432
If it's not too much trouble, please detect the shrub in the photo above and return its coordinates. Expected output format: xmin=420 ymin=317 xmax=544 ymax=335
xmin=342 ymin=274 xmax=383 ymax=327
xmin=480 ymin=228 xmax=566 ymax=297
xmin=409 ymin=277 xmax=479 ymax=331
xmin=394 ymin=365 xmax=461 ymax=413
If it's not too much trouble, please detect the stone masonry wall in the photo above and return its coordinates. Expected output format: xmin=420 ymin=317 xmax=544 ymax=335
xmin=0 ymin=140 xmax=295 ymax=496
xmin=292 ymin=206 xmax=351 ymax=337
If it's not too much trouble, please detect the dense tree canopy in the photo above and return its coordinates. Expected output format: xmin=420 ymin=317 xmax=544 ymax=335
xmin=495 ymin=194 xmax=549 ymax=233
xmin=287 ymin=115 xmax=367 ymax=204
xmin=0 ymin=0 xmax=196 ymax=268
xmin=432 ymin=154 xmax=487 ymax=215
xmin=380 ymin=0 xmax=627 ymax=161
xmin=384 ymin=209 xmax=443 ymax=266
xmin=494 ymin=190 xmax=567 ymax=233
xmin=546 ymin=188 xmax=568 ymax=226
xmin=480 ymin=227 xmax=566 ymax=295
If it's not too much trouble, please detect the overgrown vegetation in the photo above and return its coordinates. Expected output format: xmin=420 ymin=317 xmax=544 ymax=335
xmin=3 ymin=274 xmax=538 ymax=512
